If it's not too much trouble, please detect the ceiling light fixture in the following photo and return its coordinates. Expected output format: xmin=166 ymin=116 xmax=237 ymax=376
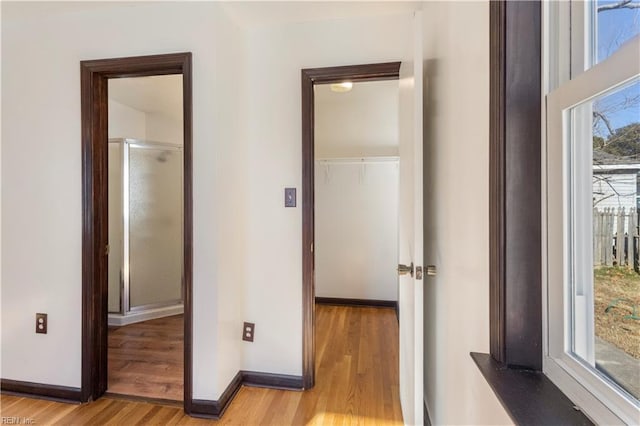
xmin=330 ymin=82 xmax=353 ymax=93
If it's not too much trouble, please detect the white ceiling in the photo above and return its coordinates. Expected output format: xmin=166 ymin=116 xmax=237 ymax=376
xmin=108 ymin=75 xmax=183 ymax=121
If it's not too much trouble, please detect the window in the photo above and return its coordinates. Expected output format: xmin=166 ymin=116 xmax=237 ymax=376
xmin=545 ymin=1 xmax=640 ymax=424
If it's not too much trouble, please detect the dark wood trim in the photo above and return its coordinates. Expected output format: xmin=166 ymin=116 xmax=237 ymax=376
xmin=80 ymin=53 xmax=109 ymax=404
xmin=301 ymin=67 xmax=315 ymax=391
xmin=241 ymin=371 xmax=304 ymax=391
xmin=189 ymin=370 xmax=303 ymax=419
xmin=489 ymin=1 xmax=542 ymax=370
xmin=80 ymin=52 xmax=193 ymax=410
xmin=78 ymin=53 xmax=187 ymax=78
xmin=1 ymin=379 xmax=82 ymax=404
xmin=301 ymin=62 xmax=401 ymax=391
xmin=302 ymin=62 xmax=401 ymax=84
xmin=181 ymin=52 xmax=194 ymax=415
xmin=190 ymin=371 xmax=243 ymax=419
xmin=315 ymin=297 xmax=397 ymax=309
xmin=471 ymin=353 xmax=593 ymax=425
xmin=489 ymin=0 xmax=507 ymax=366
xmin=503 ymin=0 xmax=542 ymax=370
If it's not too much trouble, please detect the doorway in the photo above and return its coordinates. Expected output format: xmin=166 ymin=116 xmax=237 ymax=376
xmin=313 ymin=80 xmax=400 ymax=306
xmin=106 ymin=75 xmax=185 ymax=401
xmin=80 ymin=53 xmax=193 ymax=412
xmin=311 ymin=76 xmax=403 ymax=423
xmin=300 ymin=62 xmax=401 ymax=389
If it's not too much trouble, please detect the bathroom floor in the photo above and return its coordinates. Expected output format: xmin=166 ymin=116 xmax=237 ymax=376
xmin=107 ymin=314 xmax=184 ymax=401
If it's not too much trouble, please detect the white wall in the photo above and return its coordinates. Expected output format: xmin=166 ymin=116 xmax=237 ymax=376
xmin=243 ymin=12 xmax=413 ymax=375
xmin=1 ymin=2 xmax=247 ymax=399
xmin=315 ymin=80 xmax=399 ymax=158
xmin=146 ymin=111 xmax=183 ymax=145
xmin=315 ymin=161 xmax=398 ymax=301
xmin=109 ymin=76 xmax=184 ymax=145
xmin=108 ymin=99 xmax=146 ymax=140
xmin=421 ymin=2 xmax=513 ymax=424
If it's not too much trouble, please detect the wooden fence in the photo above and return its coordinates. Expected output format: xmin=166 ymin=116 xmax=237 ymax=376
xmin=593 ymin=207 xmax=639 ymax=269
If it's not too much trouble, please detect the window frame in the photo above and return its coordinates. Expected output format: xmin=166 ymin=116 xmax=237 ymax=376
xmin=488 ymin=1 xmax=639 ymax=424
xmin=544 ymin=3 xmax=640 ymax=423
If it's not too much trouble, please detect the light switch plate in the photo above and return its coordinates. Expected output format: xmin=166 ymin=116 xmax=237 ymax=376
xmin=285 ymin=188 xmax=296 ymax=207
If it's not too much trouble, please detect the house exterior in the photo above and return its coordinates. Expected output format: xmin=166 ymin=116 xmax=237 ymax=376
xmin=593 ymin=154 xmax=640 ymax=238
xmin=593 ymin=151 xmax=640 ymax=212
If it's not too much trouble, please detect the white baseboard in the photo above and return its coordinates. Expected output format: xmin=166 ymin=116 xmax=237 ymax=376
xmin=108 ymin=304 xmax=184 ymax=326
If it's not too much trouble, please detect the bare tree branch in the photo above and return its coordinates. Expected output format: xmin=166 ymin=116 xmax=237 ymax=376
xmin=594 ymin=193 xmax=616 ymax=206
xmin=598 ymin=0 xmax=640 ymax=12
xmin=593 ymin=110 xmax=616 ymax=137
xmin=594 ymin=175 xmax=622 ymax=197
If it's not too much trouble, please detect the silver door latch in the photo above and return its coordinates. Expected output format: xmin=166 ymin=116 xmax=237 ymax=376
xmin=415 ymin=266 xmax=423 ymax=280
xmin=397 ymin=262 xmax=414 ymax=277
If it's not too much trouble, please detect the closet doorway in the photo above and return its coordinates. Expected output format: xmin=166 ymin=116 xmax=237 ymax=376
xmin=313 ymin=79 xmax=400 ymax=307
xmin=301 ymin=63 xmax=402 ymax=405
xmin=80 ymin=53 xmax=193 ymax=411
xmin=311 ymin=76 xmax=402 ymax=420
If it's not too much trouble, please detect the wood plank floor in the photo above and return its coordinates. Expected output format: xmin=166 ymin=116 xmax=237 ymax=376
xmin=0 ymin=305 xmax=402 ymax=425
xmin=108 ymin=314 xmax=184 ymax=401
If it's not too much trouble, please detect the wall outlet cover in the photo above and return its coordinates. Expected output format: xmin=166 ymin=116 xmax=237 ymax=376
xmin=242 ymin=321 xmax=255 ymax=342
xmin=36 ymin=313 xmax=47 ymax=334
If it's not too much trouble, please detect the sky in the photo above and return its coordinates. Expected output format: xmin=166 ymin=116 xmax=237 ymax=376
xmin=593 ymin=0 xmax=640 ymax=136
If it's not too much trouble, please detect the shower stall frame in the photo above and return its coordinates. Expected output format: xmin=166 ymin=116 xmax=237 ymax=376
xmin=109 ymin=138 xmax=184 ymax=320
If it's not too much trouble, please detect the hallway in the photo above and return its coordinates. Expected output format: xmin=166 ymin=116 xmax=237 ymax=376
xmin=0 ymin=305 xmax=402 ymax=425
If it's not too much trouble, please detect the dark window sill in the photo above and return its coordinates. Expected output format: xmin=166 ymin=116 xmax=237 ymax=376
xmin=471 ymin=352 xmax=593 ymax=426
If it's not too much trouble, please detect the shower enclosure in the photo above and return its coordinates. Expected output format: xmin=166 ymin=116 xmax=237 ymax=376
xmin=108 ymin=138 xmax=183 ymax=325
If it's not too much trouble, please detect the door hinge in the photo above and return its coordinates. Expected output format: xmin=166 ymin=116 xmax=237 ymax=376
xmin=105 ymin=244 xmax=110 ymax=256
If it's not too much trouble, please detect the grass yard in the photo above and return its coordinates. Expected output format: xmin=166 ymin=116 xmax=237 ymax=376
xmin=594 ymin=267 xmax=640 ymax=359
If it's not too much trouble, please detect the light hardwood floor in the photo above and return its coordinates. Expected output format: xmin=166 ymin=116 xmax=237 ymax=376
xmin=0 ymin=305 xmax=402 ymax=425
xmin=108 ymin=314 xmax=184 ymax=401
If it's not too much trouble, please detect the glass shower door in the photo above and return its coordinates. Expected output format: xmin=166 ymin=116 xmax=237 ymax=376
xmin=128 ymin=143 xmax=183 ymax=310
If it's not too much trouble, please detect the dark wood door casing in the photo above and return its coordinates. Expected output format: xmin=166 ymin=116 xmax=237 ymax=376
xmin=300 ymin=62 xmax=401 ymax=389
xmin=80 ymin=52 xmax=193 ymax=411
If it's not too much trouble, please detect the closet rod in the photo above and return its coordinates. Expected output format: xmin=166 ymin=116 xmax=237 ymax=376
xmin=316 ymin=156 xmax=399 ymax=164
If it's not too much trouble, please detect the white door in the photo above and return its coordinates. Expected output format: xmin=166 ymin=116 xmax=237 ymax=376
xmin=397 ymin=11 xmax=424 ymax=426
